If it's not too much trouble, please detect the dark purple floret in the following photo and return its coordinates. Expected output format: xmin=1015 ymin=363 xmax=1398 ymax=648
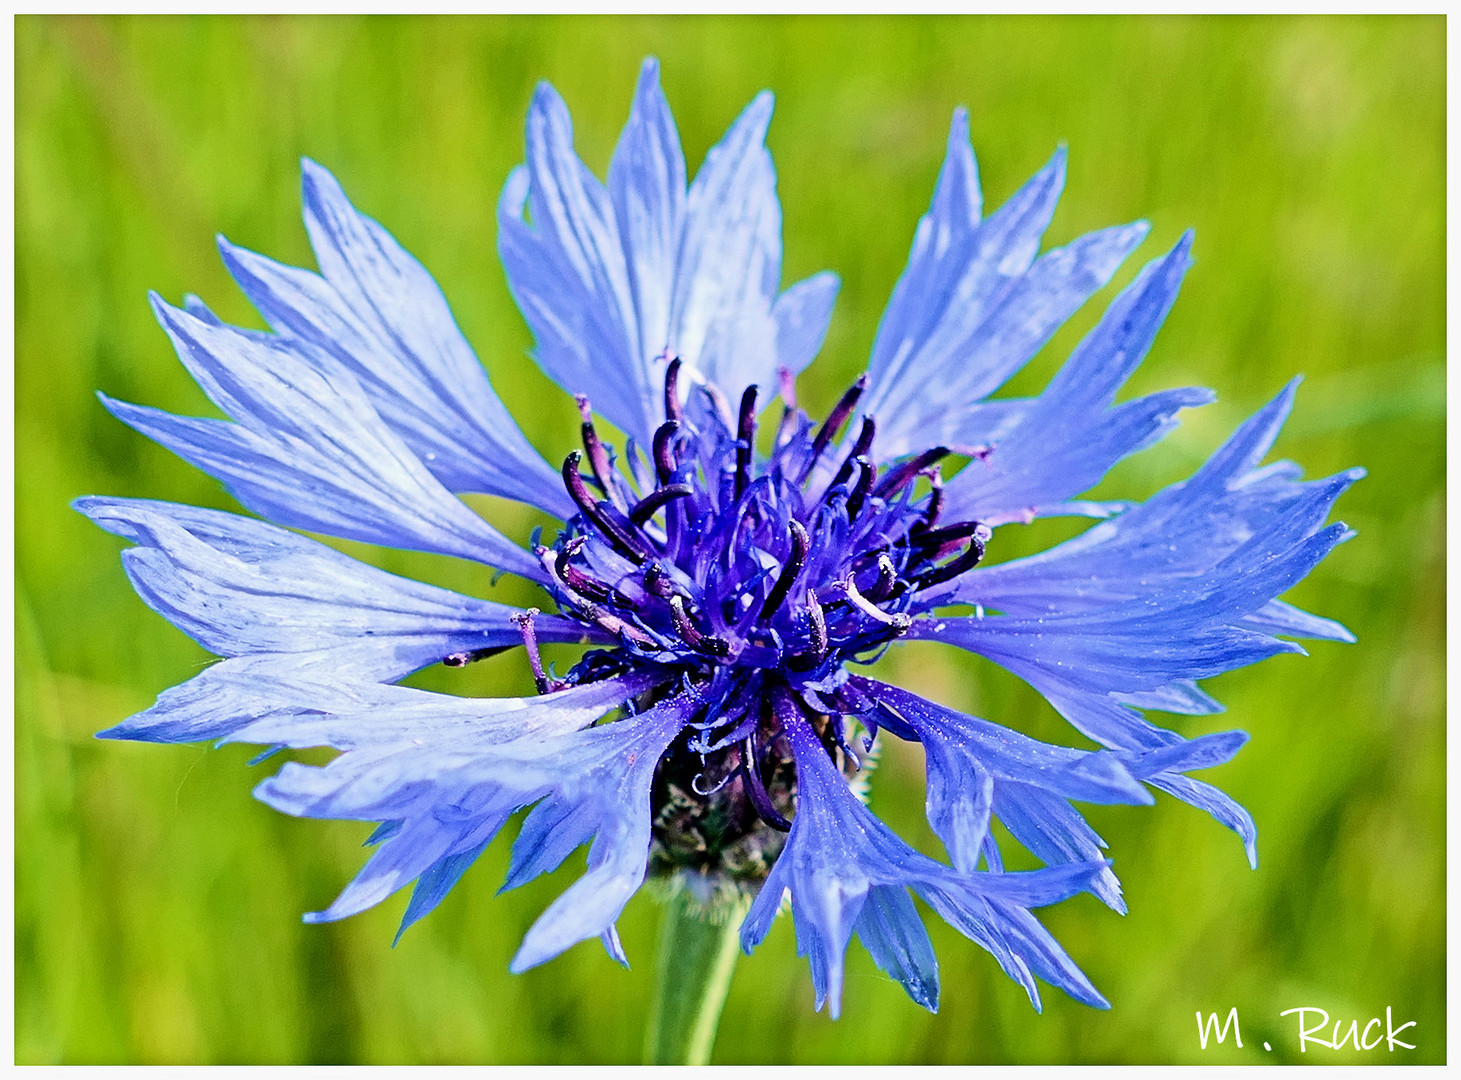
xmin=535 ymin=362 xmax=987 ymax=883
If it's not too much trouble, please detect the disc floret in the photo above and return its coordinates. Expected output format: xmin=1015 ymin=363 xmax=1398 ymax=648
xmin=540 ymin=361 xmax=989 ymax=883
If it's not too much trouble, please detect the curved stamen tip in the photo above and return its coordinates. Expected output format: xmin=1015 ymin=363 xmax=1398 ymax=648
xmin=735 ymin=385 xmax=759 ymax=499
xmin=670 ymin=594 xmax=730 ymax=657
xmin=663 ymin=356 xmax=683 ymax=422
xmin=629 ymin=483 xmax=692 ymax=526
xmin=643 ymin=561 xmax=675 ymax=599
xmin=740 ymin=733 xmax=792 ymax=831
xmin=652 ymin=420 xmax=680 ymax=484
xmin=561 ymin=451 xmax=647 ymax=562
xmin=760 ymin=519 xmax=811 ymax=621
xmin=866 ymin=553 xmax=898 ymax=602
xmin=809 ymin=372 xmax=871 ymax=462
xmin=806 ymin=593 xmax=828 ymax=658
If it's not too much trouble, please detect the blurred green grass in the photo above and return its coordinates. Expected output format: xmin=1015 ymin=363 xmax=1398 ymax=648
xmin=16 ymin=14 xmax=1443 ymax=1064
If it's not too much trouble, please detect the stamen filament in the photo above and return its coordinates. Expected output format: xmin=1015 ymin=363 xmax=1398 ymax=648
xmin=739 ymin=730 xmax=791 ymax=831
xmin=841 ymin=577 xmax=912 ymax=632
xmin=663 ymin=356 xmax=683 ymax=422
xmin=630 ymin=483 xmax=693 ymax=526
xmin=575 ymin=395 xmax=619 ymax=505
xmin=652 ymin=421 xmax=680 ymax=485
xmin=806 ymin=593 xmax=828 ymax=658
xmin=865 ymin=553 xmax=898 ymax=602
xmin=913 ymin=533 xmax=987 ymax=588
xmin=759 ymin=519 xmax=810 ymax=620
xmin=561 ymin=451 xmax=648 ymax=562
xmin=510 ymin=609 xmax=561 ymax=694
xmin=845 ymin=456 xmax=873 ymax=520
xmin=735 ymin=386 xmax=758 ymax=501
xmin=806 ymin=373 xmax=870 ymax=471
xmin=830 ymin=417 xmax=877 ymax=488
xmin=670 ymin=594 xmax=730 ymax=657
xmin=873 ymin=446 xmax=950 ymax=499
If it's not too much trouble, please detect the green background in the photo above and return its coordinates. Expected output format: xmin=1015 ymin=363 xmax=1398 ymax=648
xmin=16 ymin=14 xmax=1444 ymax=1065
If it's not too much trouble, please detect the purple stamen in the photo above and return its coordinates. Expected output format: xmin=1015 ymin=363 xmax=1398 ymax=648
xmin=629 ymin=483 xmax=693 ymax=526
xmin=913 ymin=533 xmax=987 ymax=589
xmin=652 ymin=420 xmax=680 ymax=485
xmin=873 ymin=445 xmax=950 ymax=499
xmin=912 ymin=519 xmax=985 ymax=553
xmin=561 ymin=451 xmax=648 ymax=562
xmin=510 ymin=609 xmax=560 ymax=694
xmin=739 ymin=730 xmax=792 ymax=831
xmin=663 ymin=356 xmax=683 ymax=422
xmin=735 ymin=385 xmax=758 ymax=500
xmin=670 ymin=594 xmax=730 ymax=657
xmin=575 ymin=394 xmax=619 ymax=504
xmin=580 ymin=601 xmax=658 ymax=648
xmin=865 ymin=553 xmax=898 ymax=602
xmin=841 ymin=577 xmax=912 ymax=632
xmin=805 ymin=593 xmax=828 ymax=658
xmin=759 ymin=519 xmax=810 ymax=620
xmin=643 ymin=561 xmax=677 ymax=599
xmin=831 ymin=417 xmax=877 ymax=489
xmin=911 ymin=470 xmax=945 ymax=535
xmin=807 ymin=373 xmax=870 ymax=468
xmin=845 ymin=456 xmax=873 ymax=520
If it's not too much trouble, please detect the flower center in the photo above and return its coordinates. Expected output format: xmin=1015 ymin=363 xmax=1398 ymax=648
xmin=540 ymin=360 xmax=989 ymax=683
xmin=497 ymin=360 xmax=993 ymax=891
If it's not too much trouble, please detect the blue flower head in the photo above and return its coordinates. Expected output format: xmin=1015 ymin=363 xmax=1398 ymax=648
xmin=80 ymin=58 xmax=1361 ymax=1018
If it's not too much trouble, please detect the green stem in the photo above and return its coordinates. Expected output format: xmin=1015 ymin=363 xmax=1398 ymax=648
xmin=643 ymin=890 xmax=749 ymax=1065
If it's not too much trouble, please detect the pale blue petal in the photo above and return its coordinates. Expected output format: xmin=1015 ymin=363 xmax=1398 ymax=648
xmin=110 ymin=297 xmax=544 ymax=579
xmin=941 ymin=237 xmax=1214 ymax=522
xmin=669 ymin=90 xmax=782 ymax=402
xmin=773 ymin=272 xmax=840 ymax=379
xmin=854 ymin=885 xmax=940 ymax=1012
xmin=220 ymin=169 xmax=570 ymax=516
xmin=78 ymin=497 xmax=588 ymax=742
xmin=609 ymin=57 xmax=687 ymax=388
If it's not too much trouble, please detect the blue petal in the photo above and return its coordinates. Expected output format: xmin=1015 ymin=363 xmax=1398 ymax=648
xmin=396 ymin=837 xmax=493 ymax=941
xmin=77 ymin=497 xmax=591 ymax=742
xmin=854 ymin=885 xmax=940 ymax=1012
xmin=501 ymin=81 xmax=657 ymax=442
xmin=107 ymin=297 xmax=545 ymax=579
xmin=957 ymin=382 xmax=1364 ymax=621
xmin=241 ymin=682 xmax=687 ymax=952
xmin=1242 ymin=599 xmax=1356 ymax=643
xmin=927 ymin=877 xmax=1111 ymax=1011
xmin=740 ymin=704 xmax=1108 ymax=1018
xmin=995 ymin=673 xmax=1256 ymax=863
xmin=926 ymin=475 xmax=1358 ymax=698
xmin=669 ymin=89 xmax=782 ymax=403
xmin=609 ymin=56 xmax=687 ymax=397
xmin=940 ymin=236 xmax=1214 ymax=523
xmin=211 ymin=161 xmax=570 ymax=517
xmin=225 ymin=674 xmax=651 ymax=753
xmin=864 ymin=123 xmax=1150 ymax=457
xmin=1147 ymin=773 xmax=1259 ymax=869
xmin=774 ymin=272 xmax=840 ymax=380
xmin=853 ymin=679 xmax=1149 ymax=889
xmin=500 ymin=66 xmax=833 ymax=444
xmin=505 ymin=698 xmax=694 ymax=971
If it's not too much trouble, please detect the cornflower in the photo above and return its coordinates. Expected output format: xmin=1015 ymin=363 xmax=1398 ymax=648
xmin=81 ymin=59 xmax=1359 ymax=1019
